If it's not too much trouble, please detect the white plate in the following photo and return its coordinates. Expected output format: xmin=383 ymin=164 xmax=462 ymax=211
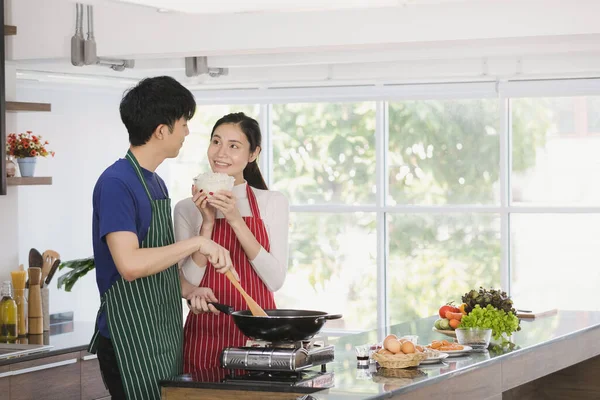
xmin=440 ymin=345 xmax=473 ymax=357
xmin=419 ymin=352 xmax=449 ymax=365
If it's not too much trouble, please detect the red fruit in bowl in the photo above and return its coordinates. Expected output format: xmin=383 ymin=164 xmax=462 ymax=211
xmin=439 ymin=303 xmax=460 ymax=318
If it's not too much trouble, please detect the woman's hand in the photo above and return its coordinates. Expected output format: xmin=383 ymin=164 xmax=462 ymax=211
xmin=191 ymin=185 xmax=216 ymax=227
xmin=186 ymin=287 xmax=219 ymax=315
xmin=207 ymin=190 xmax=243 ymax=225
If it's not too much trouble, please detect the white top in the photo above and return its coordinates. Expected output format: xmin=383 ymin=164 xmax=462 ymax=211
xmin=174 ymin=182 xmax=289 ymax=291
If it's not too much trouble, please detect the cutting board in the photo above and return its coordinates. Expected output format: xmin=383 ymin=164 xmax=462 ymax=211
xmin=516 ymin=309 xmax=558 ymax=319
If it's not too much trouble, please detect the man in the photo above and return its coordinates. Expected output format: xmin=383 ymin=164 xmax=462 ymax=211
xmin=89 ymin=76 xmax=233 ymax=400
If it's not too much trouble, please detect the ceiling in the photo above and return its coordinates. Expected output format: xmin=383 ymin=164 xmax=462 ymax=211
xmin=106 ymin=0 xmax=486 ymax=15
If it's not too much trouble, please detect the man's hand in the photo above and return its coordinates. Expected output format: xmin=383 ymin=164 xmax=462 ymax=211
xmin=197 ymin=238 xmax=231 ymax=269
xmin=186 ymin=287 xmax=219 ymax=315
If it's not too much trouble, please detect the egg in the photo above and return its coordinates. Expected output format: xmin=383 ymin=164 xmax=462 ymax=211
xmin=378 ymin=348 xmax=393 ymax=355
xmin=383 ymin=334 xmax=401 ymax=353
xmin=386 ymin=339 xmax=402 ymax=354
xmin=401 ymin=341 xmax=416 ymax=354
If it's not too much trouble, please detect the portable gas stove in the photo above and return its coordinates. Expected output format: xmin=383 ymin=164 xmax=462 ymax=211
xmin=223 ymin=369 xmax=335 ymax=391
xmin=220 ymin=337 xmax=335 ymax=372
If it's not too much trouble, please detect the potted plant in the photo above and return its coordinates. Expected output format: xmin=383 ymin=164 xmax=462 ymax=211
xmin=6 ymin=131 xmax=55 ymax=177
xmin=56 ymin=257 xmax=95 ymax=292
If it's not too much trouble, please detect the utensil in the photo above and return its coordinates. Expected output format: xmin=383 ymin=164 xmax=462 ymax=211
xmin=209 ymin=302 xmax=342 ymax=342
xmin=516 ymin=309 xmax=558 ymax=319
xmin=40 ymin=250 xmax=60 ymax=288
xmin=28 ymin=248 xmax=43 ymax=269
xmin=27 ymin=249 xmax=43 ymax=289
xmin=224 ymin=270 xmax=268 ymax=317
xmin=45 ymin=259 xmax=61 ymax=286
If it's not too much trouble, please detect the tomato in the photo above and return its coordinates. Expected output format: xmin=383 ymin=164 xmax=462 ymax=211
xmin=438 ymin=303 xmax=460 ymax=318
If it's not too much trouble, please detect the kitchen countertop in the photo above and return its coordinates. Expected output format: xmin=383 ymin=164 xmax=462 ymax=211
xmin=0 ymin=320 xmax=96 ymax=366
xmin=160 ymin=310 xmax=600 ymax=399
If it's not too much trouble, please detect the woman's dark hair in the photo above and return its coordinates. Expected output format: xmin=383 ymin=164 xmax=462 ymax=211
xmin=120 ymin=76 xmax=196 ymax=146
xmin=211 ymin=112 xmax=268 ymax=190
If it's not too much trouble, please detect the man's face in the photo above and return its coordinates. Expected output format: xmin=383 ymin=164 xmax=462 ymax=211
xmin=163 ymin=117 xmax=190 ymax=158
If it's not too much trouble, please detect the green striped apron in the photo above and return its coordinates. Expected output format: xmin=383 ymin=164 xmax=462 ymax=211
xmin=88 ymin=150 xmax=183 ymax=400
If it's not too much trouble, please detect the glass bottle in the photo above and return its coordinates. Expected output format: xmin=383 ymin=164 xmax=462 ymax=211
xmin=6 ymin=156 xmax=17 ymax=178
xmin=13 ymin=287 xmax=27 ymax=337
xmin=0 ymin=281 xmax=18 ymax=342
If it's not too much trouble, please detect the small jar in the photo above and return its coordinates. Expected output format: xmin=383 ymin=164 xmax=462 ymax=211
xmin=6 ymin=157 xmax=17 ymax=178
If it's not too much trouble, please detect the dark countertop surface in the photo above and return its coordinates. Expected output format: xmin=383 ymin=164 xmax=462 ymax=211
xmin=161 ymin=310 xmax=600 ymax=399
xmin=0 ymin=321 xmax=95 ymax=366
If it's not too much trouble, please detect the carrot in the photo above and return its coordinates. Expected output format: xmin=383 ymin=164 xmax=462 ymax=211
xmin=449 ymin=319 xmax=461 ymax=329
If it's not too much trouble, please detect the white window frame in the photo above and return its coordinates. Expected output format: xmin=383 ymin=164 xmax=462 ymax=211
xmin=191 ymin=78 xmax=600 ymax=336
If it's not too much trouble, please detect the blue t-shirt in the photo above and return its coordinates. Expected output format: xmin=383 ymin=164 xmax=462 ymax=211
xmin=92 ymin=158 xmax=169 ymax=338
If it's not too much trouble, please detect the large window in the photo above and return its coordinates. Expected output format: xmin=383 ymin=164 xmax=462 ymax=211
xmin=271 ymin=102 xmax=377 ymax=205
xmin=167 ymin=83 xmax=600 ymax=334
xmin=510 ymin=96 xmax=600 ymax=312
xmin=388 ymin=99 xmax=500 ymax=205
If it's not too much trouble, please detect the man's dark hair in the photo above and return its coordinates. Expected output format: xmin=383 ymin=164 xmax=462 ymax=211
xmin=120 ymin=76 xmax=196 ymax=146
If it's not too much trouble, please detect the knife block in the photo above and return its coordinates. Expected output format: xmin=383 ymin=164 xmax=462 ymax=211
xmin=27 ymin=267 xmax=43 ymax=335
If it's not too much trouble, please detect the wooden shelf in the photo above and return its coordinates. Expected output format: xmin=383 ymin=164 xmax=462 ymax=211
xmin=4 ymin=25 xmax=16 ymax=36
xmin=7 ymin=177 xmax=52 ymax=186
xmin=6 ymin=101 xmax=51 ymax=112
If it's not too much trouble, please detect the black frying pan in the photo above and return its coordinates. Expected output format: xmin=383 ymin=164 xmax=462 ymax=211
xmin=188 ymin=301 xmax=342 ymax=342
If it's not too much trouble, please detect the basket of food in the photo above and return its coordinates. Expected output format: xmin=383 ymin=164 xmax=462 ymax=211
xmin=374 ymin=367 xmax=426 ymax=380
xmin=371 ymin=351 xmax=427 ymax=369
xmin=370 ymin=334 xmax=428 ymax=368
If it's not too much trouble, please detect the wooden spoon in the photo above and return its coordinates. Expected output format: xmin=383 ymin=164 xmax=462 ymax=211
xmin=225 ymin=270 xmax=268 ymax=317
xmin=41 ymin=250 xmax=60 ymax=288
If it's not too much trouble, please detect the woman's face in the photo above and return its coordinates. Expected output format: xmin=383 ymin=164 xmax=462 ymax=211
xmin=207 ymin=123 xmax=258 ymax=182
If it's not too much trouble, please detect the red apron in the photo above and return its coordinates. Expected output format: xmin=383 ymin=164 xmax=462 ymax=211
xmin=183 ymin=184 xmax=276 ymax=373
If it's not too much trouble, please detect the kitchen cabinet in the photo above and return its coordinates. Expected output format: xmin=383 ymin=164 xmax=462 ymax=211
xmin=9 ymin=351 xmax=81 ymax=399
xmin=80 ymin=351 xmax=110 ymax=400
xmin=0 ymin=366 xmax=9 ymax=400
xmin=0 ymin=351 xmax=109 ymax=400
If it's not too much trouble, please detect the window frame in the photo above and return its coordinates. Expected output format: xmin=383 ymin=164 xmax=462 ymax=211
xmin=188 ymin=78 xmax=600 ymax=337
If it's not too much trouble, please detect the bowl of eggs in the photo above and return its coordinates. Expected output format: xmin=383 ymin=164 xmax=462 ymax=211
xmin=370 ymin=334 xmax=428 ymax=368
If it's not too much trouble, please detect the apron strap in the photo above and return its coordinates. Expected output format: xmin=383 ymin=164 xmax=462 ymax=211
xmin=246 ymin=184 xmax=262 ymax=219
xmin=125 ymin=150 xmax=168 ymax=201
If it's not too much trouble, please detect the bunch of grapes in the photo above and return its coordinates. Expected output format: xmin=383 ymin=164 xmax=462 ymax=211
xmin=460 ymin=304 xmax=521 ymax=340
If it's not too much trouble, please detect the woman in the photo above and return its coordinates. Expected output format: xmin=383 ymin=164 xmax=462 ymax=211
xmin=174 ymin=112 xmax=289 ymax=372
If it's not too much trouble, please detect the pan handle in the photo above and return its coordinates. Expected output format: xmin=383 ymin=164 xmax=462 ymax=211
xmin=209 ymin=302 xmax=234 ymax=315
xmin=186 ymin=300 xmax=234 ymax=315
xmin=315 ymin=314 xmax=343 ymax=324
